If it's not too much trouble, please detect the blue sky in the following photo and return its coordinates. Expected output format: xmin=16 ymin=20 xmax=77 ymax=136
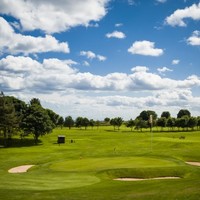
xmin=0 ymin=0 xmax=200 ymax=120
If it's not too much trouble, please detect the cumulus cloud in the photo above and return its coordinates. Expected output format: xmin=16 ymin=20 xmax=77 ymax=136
xmin=165 ymin=3 xmax=200 ymax=27
xmin=187 ymin=30 xmax=200 ymax=46
xmin=106 ymin=31 xmax=126 ymax=39
xmin=128 ymin=40 xmax=164 ymax=56
xmin=0 ymin=0 xmax=110 ymax=33
xmin=1 ymin=56 xmax=200 ymax=94
xmin=0 ymin=17 xmax=69 ymax=55
xmin=172 ymin=59 xmax=180 ymax=65
xmin=80 ymin=51 xmax=106 ymax=61
xmin=2 ymin=56 xmax=200 ymax=119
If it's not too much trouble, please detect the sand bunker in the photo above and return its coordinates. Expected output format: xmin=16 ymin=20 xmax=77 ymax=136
xmin=114 ymin=177 xmax=180 ymax=181
xmin=186 ymin=162 xmax=200 ymax=167
xmin=8 ymin=165 xmax=35 ymax=173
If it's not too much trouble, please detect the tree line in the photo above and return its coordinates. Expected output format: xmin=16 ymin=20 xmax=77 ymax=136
xmin=0 ymin=93 xmax=200 ymax=147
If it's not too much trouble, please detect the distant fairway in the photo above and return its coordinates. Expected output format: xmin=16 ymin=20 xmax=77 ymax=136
xmin=0 ymin=126 xmax=200 ymax=200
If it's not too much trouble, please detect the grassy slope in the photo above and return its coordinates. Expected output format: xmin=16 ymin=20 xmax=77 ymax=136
xmin=0 ymin=126 xmax=200 ymax=200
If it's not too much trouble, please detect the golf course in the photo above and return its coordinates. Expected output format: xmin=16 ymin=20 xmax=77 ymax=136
xmin=0 ymin=126 xmax=200 ymax=200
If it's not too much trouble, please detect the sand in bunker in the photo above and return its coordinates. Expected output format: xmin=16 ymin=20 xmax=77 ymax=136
xmin=8 ymin=165 xmax=35 ymax=173
xmin=186 ymin=162 xmax=200 ymax=167
xmin=114 ymin=177 xmax=180 ymax=181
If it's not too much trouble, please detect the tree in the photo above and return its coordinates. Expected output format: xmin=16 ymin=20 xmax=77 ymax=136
xmin=138 ymin=110 xmax=157 ymax=121
xmin=46 ymin=109 xmax=59 ymax=127
xmin=126 ymin=118 xmax=135 ymax=131
xmin=64 ymin=116 xmax=74 ymax=129
xmin=89 ymin=119 xmax=95 ymax=129
xmin=82 ymin=117 xmax=90 ymax=130
xmin=175 ymin=115 xmax=189 ymax=130
xmin=135 ymin=118 xmax=148 ymax=132
xmin=95 ymin=120 xmax=100 ymax=129
xmin=167 ymin=117 xmax=176 ymax=130
xmin=137 ymin=110 xmax=157 ymax=131
xmin=104 ymin=117 xmax=110 ymax=124
xmin=156 ymin=117 xmax=167 ymax=131
xmin=187 ymin=117 xmax=197 ymax=130
xmin=57 ymin=116 xmax=64 ymax=129
xmin=110 ymin=117 xmax=123 ymax=130
xmin=197 ymin=117 xmax=200 ymax=130
xmin=0 ymin=92 xmax=19 ymax=146
xmin=177 ymin=109 xmax=191 ymax=118
xmin=30 ymin=98 xmax=41 ymax=106
xmin=21 ymin=100 xmax=54 ymax=143
xmin=75 ymin=117 xmax=83 ymax=128
xmin=161 ymin=111 xmax=171 ymax=119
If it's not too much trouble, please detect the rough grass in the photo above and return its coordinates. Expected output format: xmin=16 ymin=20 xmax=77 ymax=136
xmin=0 ymin=126 xmax=200 ymax=200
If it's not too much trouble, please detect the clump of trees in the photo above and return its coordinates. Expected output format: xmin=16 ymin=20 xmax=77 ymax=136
xmin=125 ymin=109 xmax=200 ymax=132
xmin=1 ymin=93 xmax=200 ymax=147
xmin=0 ymin=93 xmax=61 ymax=146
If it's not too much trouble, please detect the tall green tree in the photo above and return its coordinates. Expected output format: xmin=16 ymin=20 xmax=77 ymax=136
xmin=89 ymin=119 xmax=95 ymax=129
xmin=126 ymin=118 xmax=135 ymax=131
xmin=167 ymin=117 xmax=176 ymax=130
xmin=134 ymin=118 xmax=148 ymax=132
xmin=161 ymin=111 xmax=171 ymax=119
xmin=110 ymin=117 xmax=123 ymax=130
xmin=57 ymin=116 xmax=64 ymax=129
xmin=82 ymin=117 xmax=90 ymax=130
xmin=64 ymin=116 xmax=74 ymax=129
xmin=21 ymin=99 xmax=54 ymax=143
xmin=138 ymin=110 xmax=157 ymax=121
xmin=0 ymin=92 xmax=19 ymax=146
xmin=177 ymin=109 xmax=191 ymax=118
xmin=75 ymin=117 xmax=83 ymax=128
xmin=175 ymin=115 xmax=189 ymax=130
xmin=156 ymin=117 xmax=167 ymax=131
xmin=187 ymin=117 xmax=197 ymax=130
xmin=46 ymin=109 xmax=59 ymax=127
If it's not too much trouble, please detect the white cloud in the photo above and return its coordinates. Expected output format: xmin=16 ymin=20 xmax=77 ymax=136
xmin=0 ymin=17 xmax=69 ymax=55
xmin=165 ymin=3 xmax=200 ymax=27
xmin=80 ymin=51 xmax=96 ymax=59
xmin=80 ymin=51 xmax=106 ymax=61
xmin=156 ymin=0 xmax=167 ymax=3
xmin=128 ymin=40 xmax=164 ymax=56
xmin=115 ymin=23 xmax=123 ymax=27
xmin=131 ymin=66 xmax=149 ymax=73
xmin=83 ymin=61 xmax=90 ymax=67
xmin=187 ymin=30 xmax=200 ymax=46
xmin=127 ymin=0 xmax=135 ymax=5
xmin=172 ymin=59 xmax=180 ymax=65
xmin=1 ymin=57 xmax=199 ymax=93
xmin=106 ymin=31 xmax=126 ymax=39
xmin=97 ymin=55 xmax=107 ymax=61
xmin=157 ymin=67 xmax=173 ymax=75
xmin=1 ymin=56 xmax=200 ymax=119
xmin=0 ymin=0 xmax=110 ymax=33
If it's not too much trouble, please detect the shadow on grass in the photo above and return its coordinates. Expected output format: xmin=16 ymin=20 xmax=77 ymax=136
xmin=0 ymin=137 xmax=42 ymax=148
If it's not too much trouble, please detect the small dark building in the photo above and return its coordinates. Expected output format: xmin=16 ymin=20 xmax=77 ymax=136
xmin=57 ymin=135 xmax=65 ymax=144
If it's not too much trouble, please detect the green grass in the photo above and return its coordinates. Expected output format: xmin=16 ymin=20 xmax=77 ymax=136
xmin=0 ymin=126 xmax=200 ymax=199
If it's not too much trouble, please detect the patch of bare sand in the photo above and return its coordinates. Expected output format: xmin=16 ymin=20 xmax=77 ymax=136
xmin=186 ymin=162 xmax=200 ymax=167
xmin=8 ymin=165 xmax=35 ymax=173
xmin=114 ymin=177 xmax=180 ymax=181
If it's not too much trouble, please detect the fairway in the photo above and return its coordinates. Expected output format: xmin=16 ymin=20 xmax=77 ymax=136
xmin=0 ymin=127 xmax=200 ymax=200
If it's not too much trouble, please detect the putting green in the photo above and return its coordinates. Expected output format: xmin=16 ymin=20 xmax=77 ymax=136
xmin=50 ymin=157 xmax=179 ymax=172
xmin=0 ymin=173 xmax=100 ymax=190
